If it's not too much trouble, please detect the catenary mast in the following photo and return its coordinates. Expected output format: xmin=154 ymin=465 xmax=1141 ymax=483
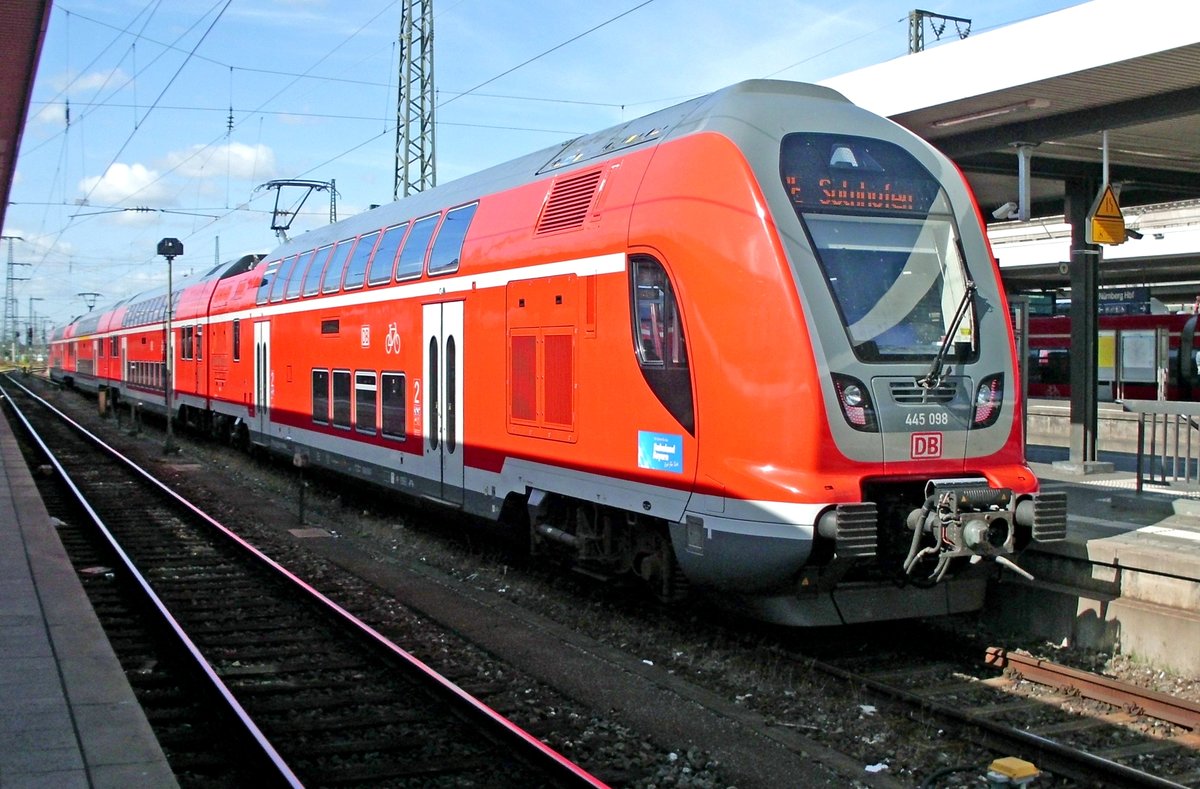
xmin=394 ymin=0 xmax=436 ymax=199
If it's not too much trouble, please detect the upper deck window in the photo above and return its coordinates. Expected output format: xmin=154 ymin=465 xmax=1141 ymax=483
xmin=286 ymin=250 xmax=314 ymax=299
xmin=780 ymin=133 xmax=975 ymax=363
xmin=302 ymin=246 xmax=332 ymax=297
xmin=256 ymin=260 xmax=280 ymax=305
xmin=322 ymin=239 xmax=356 ymax=294
xmin=342 ymin=231 xmax=380 ymax=291
xmin=368 ymin=223 xmax=408 ymax=286
xmin=428 ymin=202 xmax=477 ymax=275
xmin=269 ymin=254 xmax=300 ymax=303
xmin=396 ymin=214 xmax=438 ymax=280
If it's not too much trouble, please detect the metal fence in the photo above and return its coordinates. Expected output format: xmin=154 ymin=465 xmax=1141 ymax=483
xmin=1123 ymin=400 xmax=1200 ymax=493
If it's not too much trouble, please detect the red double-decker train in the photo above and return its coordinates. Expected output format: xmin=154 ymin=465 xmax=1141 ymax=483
xmin=1027 ymin=312 xmax=1200 ymax=401
xmin=51 ymin=80 xmax=1065 ymax=625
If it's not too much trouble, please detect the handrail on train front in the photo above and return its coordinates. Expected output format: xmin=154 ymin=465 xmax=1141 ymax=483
xmin=1121 ymin=400 xmax=1200 ymax=493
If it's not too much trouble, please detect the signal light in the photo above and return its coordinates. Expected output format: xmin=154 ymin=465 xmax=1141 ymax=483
xmin=832 ymin=373 xmax=878 ymax=432
xmin=973 ymin=374 xmax=1003 ymax=428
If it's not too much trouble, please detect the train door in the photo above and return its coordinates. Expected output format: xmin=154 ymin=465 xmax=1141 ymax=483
xmin=253 ymin=321 xmax=271 ymax=436
xmin=193 ymin=323 xmax=202 ymax=397
xmin=120 ymin=337 xmax=127 ymax=386
xmin=422 ymin=301 xmax=464 ymax=504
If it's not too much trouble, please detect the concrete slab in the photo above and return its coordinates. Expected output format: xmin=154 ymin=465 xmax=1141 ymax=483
xmin=0 ymin=411 xmax=177 ymax=787
xmin=983 ymin=454 xmax=1200 ymax=674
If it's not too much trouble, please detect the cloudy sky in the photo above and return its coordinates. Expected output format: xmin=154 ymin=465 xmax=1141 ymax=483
xmin=8 ymin=0 xmax=1084 ymax=330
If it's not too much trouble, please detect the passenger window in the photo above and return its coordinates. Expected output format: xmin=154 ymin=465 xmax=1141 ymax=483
xmin=322 ymin=240 xmax=356 ymax=293
xmin=342 ymin=231 xmax=379 ymax=291
xmin=256 ymin=260 xmax=280 ymax=305
xmin=269 ymin=254 xmax=299 ymax=303
xmin=630 ymin=255 xmax=694 ymax=433
xmin=355 ymin=371 xmax=377 ymax=434
xmin=368 ymin=223 xmax=408 ymax=285
xmin=312 ymin=369 xmax=329 ymax=424
xmin=396 ymin=214 xmax=438 ymax=280
xmin=302 ymin=246 xmax=332 ymax=297
xmin=286 ymin=250 xmax=315 ymax=299
xmin=332 ymin=370 xmax=352 ymax=428
xmin=428 ymin=202 xmax=478 ymax=275
xmin=381 ymin=372 xmax=406 ymax=440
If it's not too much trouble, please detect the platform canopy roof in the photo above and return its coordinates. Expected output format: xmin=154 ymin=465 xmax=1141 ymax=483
xmin=0 ymin=0 xmax=53 ymax=236
xmin=823 ymin=0 xmax=1200 ymax=241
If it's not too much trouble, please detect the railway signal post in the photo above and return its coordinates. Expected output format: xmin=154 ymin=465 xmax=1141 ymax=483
xmin=157 ymin=238 xmax=183 ymax=455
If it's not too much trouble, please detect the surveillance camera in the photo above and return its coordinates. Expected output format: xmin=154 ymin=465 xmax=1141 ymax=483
xmin=1126 ymin=229 xmax=1144 ymax=240
xmin=992 ymin=201 xmax=1018 ymax=220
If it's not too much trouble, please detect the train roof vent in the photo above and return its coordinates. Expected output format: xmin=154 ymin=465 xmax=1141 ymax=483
xmin=889 ymin=378 xmax=958 ymax=405
xmin=535 ymin=169 xmax=602 ymax=235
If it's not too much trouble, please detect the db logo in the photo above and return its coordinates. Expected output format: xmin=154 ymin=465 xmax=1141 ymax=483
xmin=911 ymin=432 xmax=942 ymax=459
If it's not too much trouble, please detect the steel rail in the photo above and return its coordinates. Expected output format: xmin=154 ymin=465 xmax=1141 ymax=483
xmin=986 ymin=647 xmax=1200 ymax=731
xmin=4 ymin=376 xmax=608 ymax=788
xmin=0 ymin=381 xmax=304 ymax=787
xmin=804 ymin=656 xmax=1189 ymax=789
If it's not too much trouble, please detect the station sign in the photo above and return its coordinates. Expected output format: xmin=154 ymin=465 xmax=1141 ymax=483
xmin=1098 ymin=285 xmax=1151 ymax=315
xmin=1086 ymin=183 xmax=1126 ymax=245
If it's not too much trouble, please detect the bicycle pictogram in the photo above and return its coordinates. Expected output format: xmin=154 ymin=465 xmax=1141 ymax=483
xmin=385 ymin=322 xmax=401 ymax=354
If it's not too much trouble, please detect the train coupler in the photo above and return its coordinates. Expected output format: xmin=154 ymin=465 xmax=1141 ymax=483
xmin=903 ymin=478 xmax=1030 ymax=583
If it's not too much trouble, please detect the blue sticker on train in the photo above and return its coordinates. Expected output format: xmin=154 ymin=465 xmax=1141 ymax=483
xmin=638 ymin=431 xmax=683 ymax=474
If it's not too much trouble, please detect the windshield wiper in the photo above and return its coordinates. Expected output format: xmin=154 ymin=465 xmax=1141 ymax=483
xmin=918 ymin=279 xmax=976 ymax=390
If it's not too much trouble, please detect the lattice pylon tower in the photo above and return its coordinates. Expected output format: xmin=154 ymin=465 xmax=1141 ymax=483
xmin=394 ymin=0 xmax=436 ymax=200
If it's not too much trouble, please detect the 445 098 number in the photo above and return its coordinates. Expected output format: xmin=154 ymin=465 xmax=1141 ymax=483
xmin=905 ymin=411 xmax=949 ymax=427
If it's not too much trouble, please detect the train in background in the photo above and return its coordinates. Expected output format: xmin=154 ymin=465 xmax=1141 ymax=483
xmin=50 ymin=79 xmax=1066 ymax=626
xmin=1027 ymin=312 xmax=1200 ymax=401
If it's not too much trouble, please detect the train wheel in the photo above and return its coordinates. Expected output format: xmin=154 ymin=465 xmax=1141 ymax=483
xmin=639 ymin=535 xmax=689 ymax=604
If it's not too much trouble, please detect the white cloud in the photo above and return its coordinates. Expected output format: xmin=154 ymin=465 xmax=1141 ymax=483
xmin=52 ymin=68 xmax=132 ymax=96
xmin=31 ymin=102 xmax=66 ymax=127
xmin=78 ymin=162 xmax=171 ymax=206
xmin=163 ymin=142 xmax=277 ymax=181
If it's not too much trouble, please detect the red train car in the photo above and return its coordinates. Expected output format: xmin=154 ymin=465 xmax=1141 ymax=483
xmin=51 ymin=80 xmax=1066 ymax=625
xmin=1027 ymin=312 xmax=1200 ymax=401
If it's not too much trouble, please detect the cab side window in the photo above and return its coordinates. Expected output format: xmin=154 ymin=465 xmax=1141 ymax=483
xmin=630 ymin=255 xmax=693 ymax=434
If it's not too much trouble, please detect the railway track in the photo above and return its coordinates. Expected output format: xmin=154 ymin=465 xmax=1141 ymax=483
xmin=1 ymin=378 xmax=604 ymax=788
xmin=795 ymin=638 xmax=1200 ymax=787
xmin=18 ymin=372 xmax=1200 ymax=787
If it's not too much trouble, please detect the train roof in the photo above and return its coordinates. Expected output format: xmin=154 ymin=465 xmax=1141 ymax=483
xmin=73 ymin=253 xmax=266 ymax=325
xmin=264 ymin=79 xmax=853 ymax=261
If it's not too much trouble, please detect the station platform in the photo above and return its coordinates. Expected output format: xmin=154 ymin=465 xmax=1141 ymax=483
xmin=0 ymin=412 xmax=176 ymax=787
xmin=987 ymin=448 xmax=1200 ymax=676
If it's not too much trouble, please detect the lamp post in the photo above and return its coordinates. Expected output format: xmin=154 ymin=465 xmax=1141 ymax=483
xmin=27 ymin=297 xmax=42 ymax=362
xmin=27 ymin=294 xmax=42 ymax=345
xmin=157 ymin=238 xmax=183 ymax=454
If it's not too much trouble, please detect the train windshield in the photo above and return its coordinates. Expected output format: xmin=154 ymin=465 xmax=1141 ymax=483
xmin=781 ymin=133 xmax=975 ymax=362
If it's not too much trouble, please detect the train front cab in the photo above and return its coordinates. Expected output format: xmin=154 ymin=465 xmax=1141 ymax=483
xmin=654 ymin=92 xmax=1067 ymax=626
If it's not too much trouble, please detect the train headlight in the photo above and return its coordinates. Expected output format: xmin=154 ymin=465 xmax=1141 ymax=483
xmin=972 ymin=373 xmax=1004 ymax=428
xmin=832 ymin=373 xmax=878 ymax=432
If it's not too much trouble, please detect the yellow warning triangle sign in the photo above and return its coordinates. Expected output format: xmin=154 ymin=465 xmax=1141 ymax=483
xmin=1094 ymin=184 xmax=1122 ymax=220
xmin=1086 ymin=183 xmax=1125 ymax=245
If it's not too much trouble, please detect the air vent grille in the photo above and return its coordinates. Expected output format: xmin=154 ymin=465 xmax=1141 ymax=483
xmin=535 ymin=170 xmax=602 ymax=235
xmin=890 ymin=379 xmax=957 ymax=405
